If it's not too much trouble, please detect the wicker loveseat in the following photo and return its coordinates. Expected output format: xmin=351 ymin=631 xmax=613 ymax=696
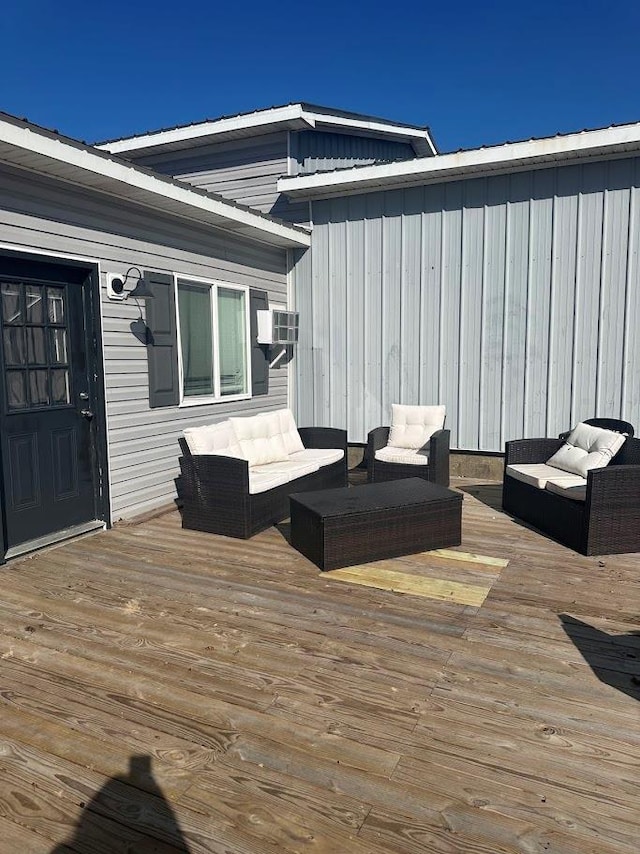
xmin=503 ymin=427 xmax=640 ymax=556
xmin=178 ymin=409 xmax=347 ymax=538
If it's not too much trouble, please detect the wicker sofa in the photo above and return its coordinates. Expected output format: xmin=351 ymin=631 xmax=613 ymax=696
xmin=178 ymin=409 xmax=347 ymax=538
xmin=503 ymin=430 xmax=640 ymax=555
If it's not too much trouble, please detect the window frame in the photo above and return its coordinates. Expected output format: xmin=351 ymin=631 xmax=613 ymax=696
xmin=175 ymin=275 xmax=252 ymax=407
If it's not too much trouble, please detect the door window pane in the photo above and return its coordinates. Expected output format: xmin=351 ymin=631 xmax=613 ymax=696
xmin=1 ymin=282 xmax=22 ymax=324
xmin=217 ymin=288 xmax=247 ymax=396
xmin=7 ymin=371 xmax=27 ymax=409
xmin=25 ymin=285 xmax=44 ymax=324
xmin=47 ymin=287 xmax=65 ymax=324
xmin=50 ymin=328 xmax=68 ymax=364
xmin=3 ymin=327 xmax=26 ymax=365
xmin=27 ymin=327 xmax=46 ymax=364
xmin=51 ymin=369 xmax=70 ymax=404
xmin=29 ymin=370 xmax=49 ymax=406
xmin=178 ymin=283 xmax=214 ymax=397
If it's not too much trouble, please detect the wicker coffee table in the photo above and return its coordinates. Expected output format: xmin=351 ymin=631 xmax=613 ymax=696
xmin=289 ymin=477 xmax=462 ymax=571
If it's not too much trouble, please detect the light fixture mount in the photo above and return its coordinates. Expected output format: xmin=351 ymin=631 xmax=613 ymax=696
xmin=106 ymin=267 xmax=155 ymax=301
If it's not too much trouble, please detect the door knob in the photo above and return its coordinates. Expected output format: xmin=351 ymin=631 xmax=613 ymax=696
xmin=80 ymin=409 xmax=94 ymax=420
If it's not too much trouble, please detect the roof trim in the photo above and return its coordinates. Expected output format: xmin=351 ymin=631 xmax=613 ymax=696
xmin=0 ymin=114 xmax=310 ymax=249
xmin=277 ymin=122 xmax=640 ymax=200
xmin=96 ymin=103 xmax=437 ymax=157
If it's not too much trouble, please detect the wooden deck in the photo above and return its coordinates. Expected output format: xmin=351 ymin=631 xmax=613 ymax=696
xmin=0 ymin=476 xmax=638 ymax=853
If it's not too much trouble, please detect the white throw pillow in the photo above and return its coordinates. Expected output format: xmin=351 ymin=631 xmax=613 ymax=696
xmin=546 ymin=422 xmax=626 ymax=478
xmin=274 ymin=408 xmax=305 ymax=455
xmin=387 ymin=404 xmax=446 ymax=450
xmin=229 ymin=411 xmax=289 ymax=467
xmin=183 ymin=420 xmax=243 ymax=457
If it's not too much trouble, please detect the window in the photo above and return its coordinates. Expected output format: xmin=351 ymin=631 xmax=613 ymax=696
xmin=177 ymin=279 xmax=250 ymax=403
xmin=1 ymin=281 xmax=71 ymax=411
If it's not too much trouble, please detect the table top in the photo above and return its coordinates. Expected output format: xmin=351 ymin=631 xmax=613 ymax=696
xmin=289 ymin=477 xmax=461 ymax=518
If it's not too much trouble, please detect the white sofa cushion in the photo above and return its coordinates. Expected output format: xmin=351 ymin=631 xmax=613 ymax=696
xmin=253 ymin=459 xmax=320 ymax=479
xmin=375 ymin=446 xmax=430 ymax=466
xmin=274 ymin=408 xmax=306 ymax=455
xmin=289 ymin=448 xmax=344 ymax=466
xmin=248 ymin=470 xmax=290 ymax=495
xmin=229 ymin=411 xmax=289 ymax=467
xmin=388 ymin=404 xmax=446 ymax=450
xmin=546 ymin=422 xmax=626 ymax=478
xmin=183 ymin=420 xmax=243 ymax=457
xmin=545 ymin=476 xmax=588 ymax=502
xmin=505 ymin=463 xmax=581 ymax=489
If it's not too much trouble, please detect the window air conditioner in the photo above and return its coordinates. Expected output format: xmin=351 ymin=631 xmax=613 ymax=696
xmin=256 ymin=309 xmax=299 ymax=345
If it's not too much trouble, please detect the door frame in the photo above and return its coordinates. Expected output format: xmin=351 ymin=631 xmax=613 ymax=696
xmin=0 ymin=247 xmax=110 ymax=563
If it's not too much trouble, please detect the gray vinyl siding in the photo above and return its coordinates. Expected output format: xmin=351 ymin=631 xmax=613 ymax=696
xmin=128 ymin=132 xmax=289 ymax=215
xmin=0 ymin=164 xmax=289 ymax=520
xmin=292 ymin=157 xmax=640 ymax=451
xmin=291 ymin=130 xmax=416 ymax=175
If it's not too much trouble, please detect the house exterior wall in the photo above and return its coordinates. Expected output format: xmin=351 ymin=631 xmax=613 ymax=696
xmin=0 ymin=164 xmax=290 ymax=520
xmin=127 ymin=129 xmax=419 ymax=224
xmin=291 ymin=157 xmax=640 ymax=450
xmin=130 ymin=132 xmax=290 ymax=215
xmin=290 ymin=130 xmax=416 ymax=175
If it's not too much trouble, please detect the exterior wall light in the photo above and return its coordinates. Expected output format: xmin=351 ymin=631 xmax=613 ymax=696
xmin=106 ymin=267 xmax=155 ymax=301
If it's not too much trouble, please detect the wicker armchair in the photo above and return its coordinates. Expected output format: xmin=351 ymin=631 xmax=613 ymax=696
xmin=366 ymin=426 xmax=450 ymax=486
xmin=502 ymin=435 xmax=640 ymax=555
xmin=179 ymin=426 xmax=348 ymax=539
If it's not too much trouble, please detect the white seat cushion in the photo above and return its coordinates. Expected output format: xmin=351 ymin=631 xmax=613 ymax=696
xmin=183 ymin=420 xmax=243 ymax=457
xmin=546 ymin=422 xmax=626 ymax=478
xmin=375 ymin=446 xmax=430 ymax=466
xmin=387 ymin=404 xmax=446 ymax=450
xmin=273 ymin=408 xmax=305 ymax=455
xmin=289 ymin=448 xmax=344 ymax=466
xmin=253 ymin=459 xmax=320 ymax=479
xmin=545 ymin=476 xmax=588 ymax=502
xmin=229 ymin=411 xmax=289 ymax=466
xmin=505 ymin=463 xmax=581 ymax=489
xmin=248 ymin=470 xmax=290 ymax=494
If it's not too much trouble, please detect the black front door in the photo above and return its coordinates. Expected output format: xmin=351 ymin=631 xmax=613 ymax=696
xmin=0 ymin=256 xmax=106 ymax=556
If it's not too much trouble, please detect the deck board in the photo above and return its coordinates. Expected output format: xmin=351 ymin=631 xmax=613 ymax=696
xmin=0 ymin=477 xmax=638 ymax=852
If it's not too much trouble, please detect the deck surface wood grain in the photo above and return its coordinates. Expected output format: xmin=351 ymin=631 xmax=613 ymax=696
xmin=0 ymin=476 xmax=638 ymax=852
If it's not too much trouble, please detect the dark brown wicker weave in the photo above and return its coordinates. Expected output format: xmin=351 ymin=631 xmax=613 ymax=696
xmin=502 ymin=435 xmax=640 ymax=555
xmin=366 ymin=427 xmax=450 ymax=486
xmin=290 ymin=478 xmax=462 ymax=571
xmin=178 ymin=427 xmax=348 ymax=539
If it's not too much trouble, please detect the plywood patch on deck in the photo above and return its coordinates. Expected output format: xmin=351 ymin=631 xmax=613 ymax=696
xmin=326 ymin=550 xmax=508 ymax=606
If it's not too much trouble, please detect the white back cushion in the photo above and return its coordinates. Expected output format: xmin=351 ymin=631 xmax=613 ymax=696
xmin=388 ymin=404 xmax=446 ymax=450
xmin=183 ymin=420 xmax=243 ymax=457
xmin=274 ymin=408 xmax=305 ymax=455
xmin=229 ymin=411 xmax=289 ymax=467
xmin=546 ymin=422 xmax=626 ymax=478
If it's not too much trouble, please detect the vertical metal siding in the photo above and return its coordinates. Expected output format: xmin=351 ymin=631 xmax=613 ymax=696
xmin=292 ymin=131 xmax=416 ymax=175
xmin=293 ymin=157 xmax=640 ymax=450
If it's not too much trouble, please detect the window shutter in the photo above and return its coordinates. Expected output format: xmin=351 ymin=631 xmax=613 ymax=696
xmin=145 ymin=271 xmax=180 ymax=408
xmin=249 ymin=288 xmax=269 ymax=397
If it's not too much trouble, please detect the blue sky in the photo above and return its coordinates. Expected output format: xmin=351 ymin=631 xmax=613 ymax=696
xmin=2 ymin=0 xmax=638 ymax=152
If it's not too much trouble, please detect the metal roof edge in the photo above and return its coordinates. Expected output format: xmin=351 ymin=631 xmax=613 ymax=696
xmin=96 ymin=103 xmax=436 ymax=156
xmin=0 ymin=112 xmax=310 ymax=249
xmin=277 ymin=122 xmax=640 ymax=198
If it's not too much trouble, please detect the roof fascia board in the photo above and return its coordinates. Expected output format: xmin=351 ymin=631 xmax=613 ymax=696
xmin=99 ymin=105 xmax=314 ymax=154
xmin=300 ymin=108 xmax=437 ymax=153
xmin=98 ymin=105 xmax=436 ymax=157
xmin=277 ymin=124 xmax=640 ymax=199
xmin=0 ymin=119 xmax=310 ymax=248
